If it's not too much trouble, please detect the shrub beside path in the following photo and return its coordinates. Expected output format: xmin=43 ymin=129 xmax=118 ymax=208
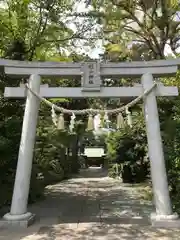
xmin=0 ymin=167 xmax=180 ymax=240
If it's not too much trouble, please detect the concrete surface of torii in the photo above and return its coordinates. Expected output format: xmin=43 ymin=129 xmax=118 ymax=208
xmin=0 ymin=58 xmax=180 ymax=228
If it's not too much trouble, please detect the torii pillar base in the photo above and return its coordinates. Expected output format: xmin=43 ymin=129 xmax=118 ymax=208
xmin=0 ymin=213 xmax=35 ymax=228
xmin=151 ymin=213 xmax=180 ymax=228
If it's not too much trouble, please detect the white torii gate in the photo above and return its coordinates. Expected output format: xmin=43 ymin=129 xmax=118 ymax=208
xmin=1 ymin=59 xmax=180 ymax=228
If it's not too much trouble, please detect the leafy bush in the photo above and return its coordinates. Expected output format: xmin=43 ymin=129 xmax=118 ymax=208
xmin=82 ymin=131 xmax=106 ymax=148
xmin=34 ymin=117 xmax=83 ymax=185
xmin=0 ymin=106 xmax=23 ymax=207
xmin=106 ymin=114 xmax=149 ymax=183
xmin=162 ymin=100 xmax=180 ymax=213
xmin=29 ymin=164 xmax=45 ymax=203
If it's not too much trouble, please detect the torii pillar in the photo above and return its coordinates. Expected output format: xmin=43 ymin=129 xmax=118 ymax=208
xmin=141 ymin=73 xmax=179 ymax=227
xmin=3 ymin=74 xmax=41 ymax=227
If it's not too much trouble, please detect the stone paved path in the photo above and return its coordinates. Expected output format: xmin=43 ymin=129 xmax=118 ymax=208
xmin=1 ymin=167 xmax=180 ymax=239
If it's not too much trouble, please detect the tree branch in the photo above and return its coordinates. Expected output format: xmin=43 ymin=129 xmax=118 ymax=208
xmin=28 ymin=3 xmax=49 ymax=60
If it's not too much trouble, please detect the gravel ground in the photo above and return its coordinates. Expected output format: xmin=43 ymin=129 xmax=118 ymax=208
xmin=0 ymin=167 xmax=180 ymax=240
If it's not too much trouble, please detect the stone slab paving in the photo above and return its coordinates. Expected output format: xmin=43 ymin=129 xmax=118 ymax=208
xmin=1 ymin=167 xmax=180 ymax=239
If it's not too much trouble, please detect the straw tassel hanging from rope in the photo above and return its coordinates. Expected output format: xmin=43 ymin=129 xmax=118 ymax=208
xmin=87 ymin=114 xmax=94 ymax=131
xmin=126 ymin=107 xmax=132 ymax=128
xmin=117 ymin=112 xmax=125 ymax=129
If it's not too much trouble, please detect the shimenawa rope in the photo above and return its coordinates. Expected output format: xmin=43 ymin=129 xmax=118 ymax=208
xmin=25 ymin=83 xmax=157 ymax=115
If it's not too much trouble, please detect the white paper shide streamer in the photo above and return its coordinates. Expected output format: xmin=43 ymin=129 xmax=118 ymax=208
xmin=69 ymin=113 xmax=76 ymax=132
xmin=51 ymin=105 xmax=58 ymax=126
xmin=126 ymin=107 xmax=132 ymax=127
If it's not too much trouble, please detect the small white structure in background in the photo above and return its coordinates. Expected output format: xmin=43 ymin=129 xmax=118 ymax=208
xmin=84 ymin=147 xmax=105 ymax=158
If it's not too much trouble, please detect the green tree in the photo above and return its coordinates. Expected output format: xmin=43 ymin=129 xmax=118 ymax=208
xmin=84 ymin=0 xmax=180 ymax=60
xmin=0 ymin=0 xmax=96 ymax=60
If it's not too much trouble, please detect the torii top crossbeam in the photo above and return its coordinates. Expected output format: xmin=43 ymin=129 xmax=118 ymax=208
xmin=1 ymin=58 xmax=180 ymax=77
xmin=1 ymin=58 xmax=180 ymax=98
